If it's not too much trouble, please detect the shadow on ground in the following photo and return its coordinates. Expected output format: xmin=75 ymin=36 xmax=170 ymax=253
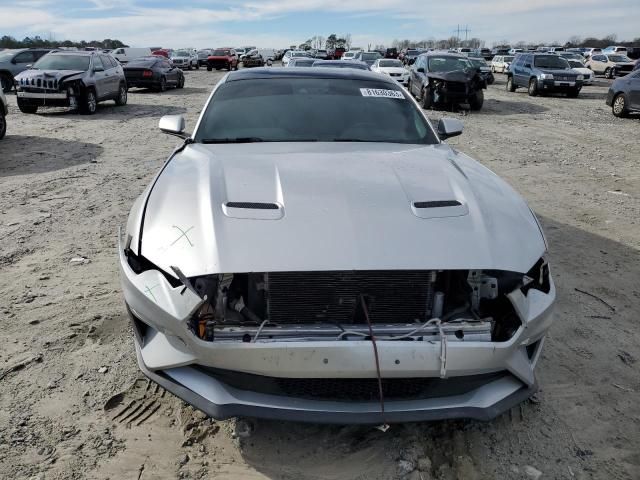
xmin=0 ymin=135 xmax=104 ymax=177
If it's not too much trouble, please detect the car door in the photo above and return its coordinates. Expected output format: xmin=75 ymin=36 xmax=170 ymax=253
xmin=163 ymin=60 xmax=178 ymax=84
xmin=512 ymin=56 xmax=525 ymax=86
xmin=628 ymin=70 xmax=640 ymax=108
xmin=91 ymin=55 xmax=111 ymax=99
xmin=100 ymin=55 xmax=119 ymax=96
xmin=591 ymin=55 xmax=604 ymax=74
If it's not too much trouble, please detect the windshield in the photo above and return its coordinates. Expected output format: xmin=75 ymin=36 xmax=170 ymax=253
xmin=533 ymin=55 xmax=570 ymax=69
xmin=175 ymin=50 xmax=191 ymax=57
xmin=378 ymin=59 xmax=403 ymax=67
xmin=608 ymin=55 xmax=630 ymax=62
xmin=212 ymin=49 xmax=231 ymax=56
xmin=568 ymin=60 xmax=585 ymax=68
xmin=428 ymin=56 xmax=472 ymax=72
xmin=344 ymin=52 xmax=355 ymax=57
xmin=361 ymin=52 xmax=381 ymax=60
xmin=469 ymin=58 xmax=487 ymax=67
xmin=290 ymin=59 xmax=315 ymax=67
xmin=504 ymin=56 xmax=514 ymax=62
xmin=33 ymin=55 xmax=90 ymax=71
xmin=292 ymin=52 xmax=308 ymax=57
xmin=195 ymin=78 xmax=437 ymax=145
xmin=407 ymin=50 xmax=420 ymax=55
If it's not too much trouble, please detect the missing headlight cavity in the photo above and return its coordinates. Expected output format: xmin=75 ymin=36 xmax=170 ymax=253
xmin=186 ymin=267 xmax=548 ymax=343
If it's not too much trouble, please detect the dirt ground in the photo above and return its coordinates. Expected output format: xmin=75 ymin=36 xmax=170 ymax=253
xmin=1 ymin=66 xmax=639 ymax=480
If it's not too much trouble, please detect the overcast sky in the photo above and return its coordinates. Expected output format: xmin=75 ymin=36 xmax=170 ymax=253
xmin=1 ymin=0 xmax=638 ymax=48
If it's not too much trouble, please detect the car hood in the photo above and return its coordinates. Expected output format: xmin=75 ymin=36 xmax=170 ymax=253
xmin=208 ymin=55 xmax=231 ymax=59
xmin=139 ymin=143 xmax=545 ymax=277
xmin=538 ymin=68 xmax=576 ymax=75
xmin=378 ymin=67 xmax=406 ymax=74
xmin=15 ymin=69 xmax=86 ymax=84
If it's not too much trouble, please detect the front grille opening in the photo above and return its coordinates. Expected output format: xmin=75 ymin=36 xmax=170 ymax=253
xmin=197 ymin=367 xmax=509 ymax=401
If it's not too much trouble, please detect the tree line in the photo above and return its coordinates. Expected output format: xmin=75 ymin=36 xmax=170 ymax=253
xmin=390 ymin=33 xmax=639 ymax=51
xmin=0 ymin=35 xmax=128 ymax=50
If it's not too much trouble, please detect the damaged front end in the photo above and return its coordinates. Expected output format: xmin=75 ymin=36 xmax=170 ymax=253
xmin=427 ymin=70 xmax=486 ymax=108
xmin=15 ymin=70 xmax=85 ymax=110
xmin=120 ymin=231 xmax=555 ymax=424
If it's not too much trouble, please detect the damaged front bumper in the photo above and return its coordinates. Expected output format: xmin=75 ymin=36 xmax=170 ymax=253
xmin=119 ymin=239 xmax=555 ymax=424
xmin=16 ymin=90 xmax=77 ymax=108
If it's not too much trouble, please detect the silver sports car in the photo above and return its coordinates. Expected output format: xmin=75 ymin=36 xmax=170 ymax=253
xmin=119 ymin=67 xmax=555 ymax=424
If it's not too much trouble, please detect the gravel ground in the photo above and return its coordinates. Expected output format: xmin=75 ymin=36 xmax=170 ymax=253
xmin=0 ymin=67 xmax=639 ymax=480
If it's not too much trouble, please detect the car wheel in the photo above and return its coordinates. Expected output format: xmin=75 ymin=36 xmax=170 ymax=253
xmin=0 ymin=73 xmax=13 ymax=93
xmin=487 ymin=74 xmax=495 ymax=85
xmin=528 ymin=78 xmax=538 ymax=96
xmin=79 ymin=89 xmax=97 ymax=115
xmin=17 ymin=99 xmax=38 ymax=114
xmin=115 ymin=83 xmax=128 ymax=106
xmin=604 ymin=68 xmax=612 ymax=79
xmin=195 ymin=62 xmax=200 ymax=70
xmin=159 ymin=77 xmax=167 ymax=92
xmin=612 ymin=93 xmax=627 ymax=117
xmin=207 ymin=65 xmax=212 ymax=71
xmin=469 ymin=89 xmax=484 ymax=110
xmin=0 ymin=109 xmax=6 ymax=139
xmin=506 ymin=76 xmax=516 ymax=92
xmin=421 ymin=87 xmax=433 ymax=109
xmin=177 ymin=75 xmax=185 ymax=89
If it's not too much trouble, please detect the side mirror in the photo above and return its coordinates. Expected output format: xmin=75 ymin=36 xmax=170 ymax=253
xmin=437 ymin=118 xmax=464 ymax=139
xmin=159 ymin=114 xmax=188 ymax=138
xmin=417 ymin=67 xmax=425 ymax=73
xmin=26 ymin=64 xmax=33 ymax=69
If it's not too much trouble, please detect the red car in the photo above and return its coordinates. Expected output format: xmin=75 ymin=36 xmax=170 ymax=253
xmin=151 ymin=49 xmax=172 ymax=59
xmin=206 ymin=48 xmax=239 ymax=71
xmin=332 ymin=47 xmax=346 ymax=60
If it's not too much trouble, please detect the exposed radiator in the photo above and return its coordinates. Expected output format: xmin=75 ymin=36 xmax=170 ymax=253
xmin=266 ymin=270 xmax=436 ymax=324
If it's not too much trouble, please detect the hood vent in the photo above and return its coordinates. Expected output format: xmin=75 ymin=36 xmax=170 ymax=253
xmin=225 ymin=202 xmax=279 ymax=210
xmin=414 ymin=200 xmax=462 ymax=209
xmin=411 ymin=199 xmax=468 ymax=219
xmin=222 ymin=201 xmax=284 ymax=220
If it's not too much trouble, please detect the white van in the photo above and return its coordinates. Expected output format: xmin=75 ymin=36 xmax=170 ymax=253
xmin=111 ymin=47 xmax=152 ymax=63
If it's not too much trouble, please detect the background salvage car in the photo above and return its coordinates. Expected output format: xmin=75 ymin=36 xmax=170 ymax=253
xmin=606 ymin=70 xmax=640 ymax=117
xmin=586 ymin=53 xmax=635 ymax=78
xmin=170 ymin=49 xmax=199 ymax=70
xmin=119 ymin=67 xmax=555 ymax=424
xmin=491 ymin=55 xmax=514 ymax=73
xmin=14 ymin=51 xmax=127 ymax=114
xmin=408 ymin=52 xmax=486 ymax=110
xmin=206 ymin=48 xmax=238 ymax=71
xmin=123 ymin=56 xmax=184 ymax=91
xmin=0 ymin=48 xmax=53 ymax=92
xmin=371 ymin=58 xmax=409 ymax=86
xmin=507 ymin=53 xmax=583 ymax=97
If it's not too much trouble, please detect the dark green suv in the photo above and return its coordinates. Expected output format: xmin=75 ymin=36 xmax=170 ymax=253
xmin=506 ymin=53 xmax=584 ymax=97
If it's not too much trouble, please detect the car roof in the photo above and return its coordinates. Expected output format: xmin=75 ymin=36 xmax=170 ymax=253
xmin=49 ymin=50 xmax=96 ymax=56
xmin=225 ymin=67 xmax=396 ymax=84
xmin=419 ymin=52 xmax=467 ymax=58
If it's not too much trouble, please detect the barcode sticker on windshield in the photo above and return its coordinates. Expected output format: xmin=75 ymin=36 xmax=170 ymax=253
xmin=360 ymin=88 xmax=405 ymax=99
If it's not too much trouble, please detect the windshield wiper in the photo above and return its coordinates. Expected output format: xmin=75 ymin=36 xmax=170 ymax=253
xmin=201 ymin=137 xmax=265 ymax=144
